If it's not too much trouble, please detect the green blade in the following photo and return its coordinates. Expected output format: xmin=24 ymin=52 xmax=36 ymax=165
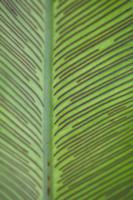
xmin=1 ymin=1 xmax=47 ymax=199
xmin=52 ymin=0 xmax=133 ymax=199
xmin=1 ymin=0 xmax=133 ymax=200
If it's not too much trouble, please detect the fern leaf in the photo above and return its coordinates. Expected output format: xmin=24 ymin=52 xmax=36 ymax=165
xmin=1 ymin=0 xmax=132 ymax=200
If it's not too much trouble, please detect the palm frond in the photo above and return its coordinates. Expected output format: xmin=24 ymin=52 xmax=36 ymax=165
xmin=1 ymin=0 xmax=132 ymax=200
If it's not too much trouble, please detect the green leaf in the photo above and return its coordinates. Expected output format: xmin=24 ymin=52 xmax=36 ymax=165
xmin=1 ymin=0 xmax=132 ymax=200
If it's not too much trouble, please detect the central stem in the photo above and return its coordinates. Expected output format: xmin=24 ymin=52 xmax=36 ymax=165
xmin=43 ymin=0 xmax=53 ymax=199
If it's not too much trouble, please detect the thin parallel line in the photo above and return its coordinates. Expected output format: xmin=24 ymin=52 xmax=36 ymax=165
xmin=58 ymin=148 xmax=131 ymax=188
xmin=53 ymin=38 xmax=131 ymax=92
xmin=59 ymin=127 xmax=131 ymax=175
xmin=1 ymin=110 xmax=42 ymax=148
xmin=55 ymin=159 xmax=131 ymax=199
xmin=1 ymin=96 xmax=40 ymax=130
xmin=1 ymin=70 xmax=36 ymax=105
xmin=58 ymin=120 xmax=131 ymax=165
xmin=54 ymin=102 xmax=131 ymax=145
xmin=1 ymin=121 xmax=41 ymax=158
xmin=1 ymin=86 xmax=42 ymax=123
xmin=1 ymin=78 xmax=42 ymax=118
xmin=15 ymin=0 xmax=44 ymax=32
xmin=0 ymin=175 xmax=33 ymax=200
xmin=1 ymin=159 xmax=40 ymax=190
xmin=1 ymin=8 xmax=43 ymax=55
xmin=55 ymin=112 xmax=131 ymax=167
xmin=1 ymin=51 xmax=43 ymax=90
xmin=0 ymin=183 xmax=20 ymax=200
xmin=55 ymin=78 xmax=130 ymax=125
xmin=55 ymin=110 xmax=131 ymax=157
xmin=54 ymin=49 xmax=132 ymax=98
xmin=63 ymin=18 xmax=132 ymax=63
xmin=55 ymin=5 xmax=131 ymax=52
xmin=59 ymin=0 xmax=109 ymax=35
xmin=53 ymin=37 xmax=131 ymax=90
xmin=1 ymin=60 xmax=43 ymax=108
xmin=54 ymin=56 xmax=131 ymax=113
xmin=55 ymin=0 xmax=89 ymax=18
xmin=56 ymin=0 xmax=99 ymax=32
